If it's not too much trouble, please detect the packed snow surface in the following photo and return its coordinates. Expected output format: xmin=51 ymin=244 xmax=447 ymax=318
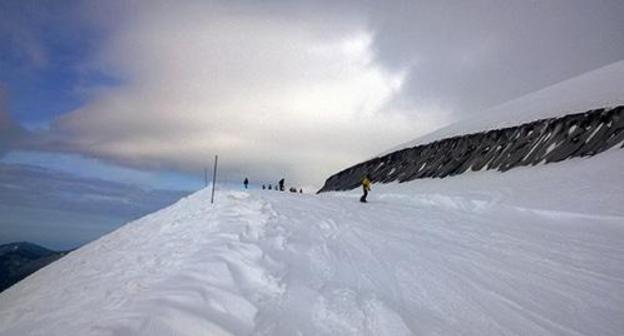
xmin=385 ymin=59 xmax=624 ymax=154
xmin=1 ymin=150 xmax=623 ymax=335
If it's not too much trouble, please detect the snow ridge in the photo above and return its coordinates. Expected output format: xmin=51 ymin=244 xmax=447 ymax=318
xmin=0 ymin=190 xmax=285 ymax=335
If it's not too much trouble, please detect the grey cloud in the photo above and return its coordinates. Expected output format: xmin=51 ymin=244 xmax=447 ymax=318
xmin=13 ymin=0 xmax=624 ymax=186
xmin=368 ymin=0 xmax=624 ymax=114
xmin=30 ymin=1 xmax=439 ymax=186
xmin=0 ymin=87 xmax=26 ymax=156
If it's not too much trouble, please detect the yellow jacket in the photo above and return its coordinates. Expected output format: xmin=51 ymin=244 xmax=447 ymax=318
xmin=362 ymin=177 xmax=371 ymax=190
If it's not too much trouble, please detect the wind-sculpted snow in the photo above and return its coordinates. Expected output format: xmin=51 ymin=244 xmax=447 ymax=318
xmin=319 ymin=105 xmax=624 ymax=192
xmin=1 ymin=149 xmax=624 ymax=335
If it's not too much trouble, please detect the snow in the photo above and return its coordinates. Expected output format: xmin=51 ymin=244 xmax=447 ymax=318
xmin=384 ymin=60 xmax=624 ymax=154
xmin=1 ymin=148 xmax=623 ymax=335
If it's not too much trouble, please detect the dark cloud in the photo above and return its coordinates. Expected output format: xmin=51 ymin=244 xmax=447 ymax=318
xmin=0 ymin=87 xmax=26 ymax=156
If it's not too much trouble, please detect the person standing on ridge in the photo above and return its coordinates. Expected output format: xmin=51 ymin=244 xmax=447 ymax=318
xmin=243 ymin=177 xmax=249 ymax=189
xmin=360 ymin=174 xmax=372 ymax=203
xmin=278 ymin=178 xmax=285 ymax=191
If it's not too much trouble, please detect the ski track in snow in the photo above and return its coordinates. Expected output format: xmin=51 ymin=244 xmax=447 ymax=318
xmin=1 ymin=178 xmax=624 ymax=336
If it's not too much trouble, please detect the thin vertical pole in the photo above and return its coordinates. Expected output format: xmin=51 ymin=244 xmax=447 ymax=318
xmin=211 ymin=155 xmax=218 ymax=204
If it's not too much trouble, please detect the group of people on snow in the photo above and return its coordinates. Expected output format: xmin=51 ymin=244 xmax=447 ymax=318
xmin=244 ymin=174 xmax=373 ymax=202
xmin=243 ymin=177 xmax=303 ymax=194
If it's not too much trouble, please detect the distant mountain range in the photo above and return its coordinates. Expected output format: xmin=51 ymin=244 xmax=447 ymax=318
xmin=0 ymin=242 xmax=69 ymax=293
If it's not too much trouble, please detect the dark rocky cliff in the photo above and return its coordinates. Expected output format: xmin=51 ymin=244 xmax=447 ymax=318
xmin=319 ymin=105 xmax=624 ymax=192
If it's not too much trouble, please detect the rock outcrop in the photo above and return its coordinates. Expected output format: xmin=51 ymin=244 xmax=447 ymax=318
xmin=319 ymin=106 xmax=624 ymax=192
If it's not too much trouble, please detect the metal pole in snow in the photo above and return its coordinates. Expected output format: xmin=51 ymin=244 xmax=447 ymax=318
xmin=211 ymin=155 xmax=218 ymax=204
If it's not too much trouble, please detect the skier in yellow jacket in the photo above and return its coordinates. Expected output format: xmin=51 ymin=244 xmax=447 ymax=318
xmin=360 ymin=174 xmax=371 ymax=203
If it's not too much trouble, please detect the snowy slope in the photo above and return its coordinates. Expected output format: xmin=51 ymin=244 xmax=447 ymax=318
xmin=385 ymin=60 xmax=624 ymax=154
xmin=1 ymin=147 xmax=623 ymax=335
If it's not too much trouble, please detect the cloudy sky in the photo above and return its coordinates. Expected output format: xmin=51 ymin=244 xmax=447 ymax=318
xmin=0 ymin=162 xmax=188 ymax=249
xmin=2 ymin=0 xmax=624 ymax=188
